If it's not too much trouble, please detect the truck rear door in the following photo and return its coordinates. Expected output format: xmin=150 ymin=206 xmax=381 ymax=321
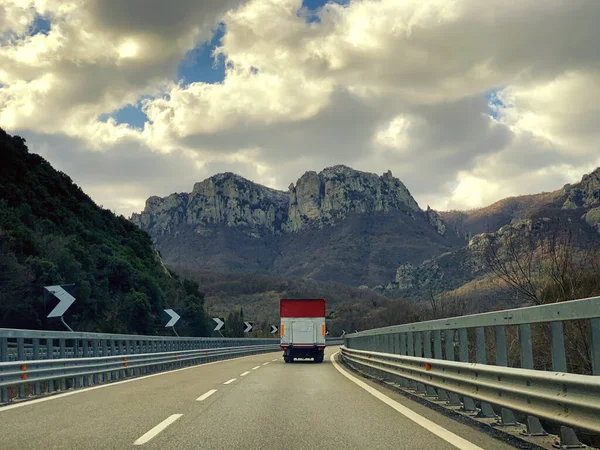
xmin=291 ymin=320 xmax=316 ymax=345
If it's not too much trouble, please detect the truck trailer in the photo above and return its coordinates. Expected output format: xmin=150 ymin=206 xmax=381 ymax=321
xmin=280 ymin=298 xmax=326 ymax=363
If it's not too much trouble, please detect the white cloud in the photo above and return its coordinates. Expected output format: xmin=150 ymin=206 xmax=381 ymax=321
xmin=1 ymin=0 xmax=599 ymax=216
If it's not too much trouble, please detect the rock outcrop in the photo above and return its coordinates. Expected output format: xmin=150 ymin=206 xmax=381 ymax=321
xmin=562 ymin=168 xmax=600 ymax=210
xmin=132 ymin=165 xmax=438 ymax=236
xmin=285 ymin=166 xmax=420 ymax=232
xmin=584 ymin=207 xmax=600 ymax=233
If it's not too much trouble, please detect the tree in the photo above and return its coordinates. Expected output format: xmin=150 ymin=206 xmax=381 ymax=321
xmin=224 ymin=310 xmax=244 ymax=337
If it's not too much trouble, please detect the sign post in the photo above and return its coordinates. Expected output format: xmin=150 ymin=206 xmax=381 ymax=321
xmin=163 ymin=309 xmax=182 ymax=336
xmin=44 ymin=285 xmax=76 ymax=332
xmin=212 ymin=317 xmax=225 ymax=337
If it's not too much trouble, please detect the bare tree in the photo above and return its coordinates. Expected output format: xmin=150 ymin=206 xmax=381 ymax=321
xmin=482 ymin=224 xmax=542 ymax=305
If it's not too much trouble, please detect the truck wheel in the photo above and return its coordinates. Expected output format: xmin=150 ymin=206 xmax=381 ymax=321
xmin=283 ymin=355 xmax=290 ymax=363
xmin=314 ymin=356 xmax=324 ymax=363
xmin=289 ymin=357 xmax=294 ymax=363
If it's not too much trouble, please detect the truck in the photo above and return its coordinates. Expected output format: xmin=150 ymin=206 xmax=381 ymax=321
xmin=280 ymin=298 xmax=326 ymax=363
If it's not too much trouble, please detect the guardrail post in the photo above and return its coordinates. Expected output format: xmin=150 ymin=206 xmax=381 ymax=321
xmin=474 ymin=327 xmax=496 ymax=417
xmin=519 ymin=324 xmax=534 ymax=369
xmin=414 ymin=332 xmax=422 ymax=358
xmin=494 ymin=326 xmax=518 ymax=425
xmin=59 ymin=338 xmax=67 ymax=391
xmin=592 ymin=318 xmax=600 ymax=376
xmin=458 ymin=329 xmax=468 ymax=363
xmin=17 ymin=337 xmax=25 ymax=398
xmin=1 ymin=337 xmax=8 ymax=402
xmin=444 ymin=330 xmax=461 ymax=406
xmin=457 ymin=329 xmax=476 ymax=411
xmin=32 ymin=338 xmax=41 ymax=395
xmin=550 ymin=321 xmax=567 ymax=372
xmin=406 ymin=332 xmax=417 ymax=390
xmin=495 ymin=326 xmax=508 ymax=366
xmin=590 ymin=319 xmax=600 ymax=375
xmin=414 ymin=333 xmax=426 ymax=394
xmin=432 ymin=330 xmax=449 ymax=401
xmin=46 ymin=338 xmax=54 ymax=393
xmin=519 ymin=325 xmax=547 ymax=435
xmin=400 ymin=333 xmax=407 ymax=355
xmin=82 ymin=340 xmax=90 ymax=387
xmin=475 ymin=327 xmax=487 ymax=364
xmin=406 ymin=333 xmax=414 ymax=356
xmin=92 ymin=340 xmax=100 ymax=384
xmin=423 ymin=331 xmax=437 ymax=397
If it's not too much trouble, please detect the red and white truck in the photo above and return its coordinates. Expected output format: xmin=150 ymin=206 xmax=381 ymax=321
xmin=280 ymin=298 xmax=326 ymax=363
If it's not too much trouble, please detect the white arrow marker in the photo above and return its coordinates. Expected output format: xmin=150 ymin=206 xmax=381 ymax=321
xmin=244 ymin=321 xmax=252 ymax=333
xmin=164 ymin=309 xmax=181 ymax=327
xmin=45 ymin=286 xmax=76 ymax=318
xmin=271 ymin=325 xmax=278 ymax=334
xmin=213 ymin=317 xmax=224 ymax=331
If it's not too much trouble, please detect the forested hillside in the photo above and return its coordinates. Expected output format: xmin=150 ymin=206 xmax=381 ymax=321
xmin=0 ymin=129 xmax=209 ymax=335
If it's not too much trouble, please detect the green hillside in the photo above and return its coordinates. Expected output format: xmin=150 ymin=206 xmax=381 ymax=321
xmin=0 ymin=128 xmax=208 ymax=335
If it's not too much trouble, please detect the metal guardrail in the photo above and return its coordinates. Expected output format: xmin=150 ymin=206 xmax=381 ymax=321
xmin=0 ymin=344 xmax=279 ymax=392
xmin=326 ymin=338 xmax=344 ymax=346
xmin=343 ymin=296 xmax=600 ymax=443
xmin=0 ymin=328 xmax=278 ymax=362
xmin=341 ymin=347 xmax=600 ymax=433
xmin=0 ymin=328 xmax=280 ymax=404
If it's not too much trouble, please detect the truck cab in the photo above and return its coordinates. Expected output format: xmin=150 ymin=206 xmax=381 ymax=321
xmin=280 ymin=298 xmax=326 ymax=363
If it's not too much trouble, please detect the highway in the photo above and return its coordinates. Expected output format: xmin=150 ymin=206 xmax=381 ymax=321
xmin=0 ymin=348 xmax=517 ymax=450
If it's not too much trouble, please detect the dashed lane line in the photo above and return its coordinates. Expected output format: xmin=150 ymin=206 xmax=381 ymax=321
xmin=196 ymin=390 xmax=217 ymax=401
xmin=133 ymin=414 xmax=183 ymax=446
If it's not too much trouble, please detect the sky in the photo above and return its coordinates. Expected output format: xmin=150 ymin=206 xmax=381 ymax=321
xmin=1 ymin=0 xmax=599 ymax=217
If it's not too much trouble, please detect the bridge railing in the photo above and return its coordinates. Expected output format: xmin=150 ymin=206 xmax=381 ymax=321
xmin=0 ymin=328 xmax=279 ymax=404
xmin=342 ymin=296 xmax=600 ymax=445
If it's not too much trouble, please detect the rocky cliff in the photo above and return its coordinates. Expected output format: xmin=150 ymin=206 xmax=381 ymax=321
xmin=132 ymin=165 xmax=433 ymax=236
xmin=131 ymin=165 xmax=460 ymax=286
xmin=285 ymin=166 xmax=420 ymax=232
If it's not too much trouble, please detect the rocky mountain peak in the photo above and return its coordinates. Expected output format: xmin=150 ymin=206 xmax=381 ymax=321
xmin=285 ymin=166 xmax=421 ymax=231
xmin=562 ymin=166 xmax=600 ymax=210
xmin=132 ymin=165 xmax=440 ymax=237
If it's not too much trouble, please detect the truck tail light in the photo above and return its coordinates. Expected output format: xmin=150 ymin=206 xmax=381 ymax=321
xmin=322 ymin=324 xmax=326 ymax=336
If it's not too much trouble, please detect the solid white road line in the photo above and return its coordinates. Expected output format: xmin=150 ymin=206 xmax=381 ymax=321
xmin=223 ymin=378 xmax=237 ymax=385
xmin=262 ymin=362 xmax=269 ymax=366
xmin=196 ymin=389 xmax=217 ymax=401
xmin=133 ymin=414 xmax=183 ymax=446
xmin=330 ymin=352 xmax=483 ymax=450
xmin=252 ymin=366 xmax=260 ymax=370
xmin=0 ymin=351 xmax=279 ymax=412
xmin=240 ymin=371 xmax=250 ymax=377
xmin=272 ymin=358 xmax=278 ymax=362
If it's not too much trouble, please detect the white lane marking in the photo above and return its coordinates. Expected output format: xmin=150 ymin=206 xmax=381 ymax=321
xmin=252 ymin=366 xmax=260 ymax=370
xmin=133 ymin=414 xmax=183 ymax=446
xmin=240 ymin=371 xmax=250 ymax=377
xmin=196 ymin=389 xmax=217 ymax=401
xmin=223 ymin=378 xmax=237 ymax=385
xmin=272 ymin=359 xmax=278 ymax=362
xmin=262 ymin=362 xmax=269 ymax=366
xmin=330 ymin=352 xmax=483 ymax=450
xmin=0 ymin=351 xmax=279 ymax=412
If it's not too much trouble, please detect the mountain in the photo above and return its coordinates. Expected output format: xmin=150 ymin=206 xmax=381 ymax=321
xmin=131 ymin=165 xmax=462 ymax=286
xmin=441 ymin=167 xmax=600 ymax=238
xmin=393 ymin=168 xmax=600 ymax=304
xmin=0 ymin=128 xmax=208 ymax=335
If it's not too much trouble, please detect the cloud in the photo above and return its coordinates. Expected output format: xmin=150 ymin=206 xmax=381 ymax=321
xmin=1 ymin=0 xmax=599 ymax=217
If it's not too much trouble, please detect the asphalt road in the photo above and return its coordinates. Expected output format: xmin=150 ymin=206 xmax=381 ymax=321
xmin=0 ymin=348 xmax=517 ymax=450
